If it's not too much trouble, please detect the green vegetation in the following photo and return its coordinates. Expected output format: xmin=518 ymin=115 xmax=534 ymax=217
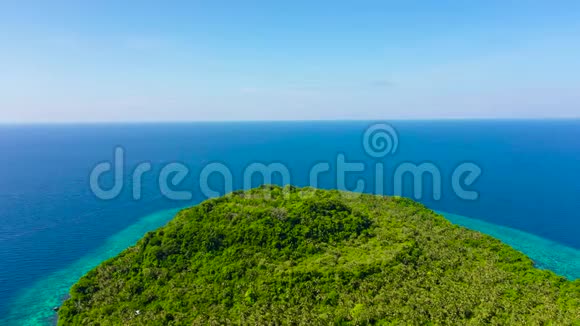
xmin=58 ymin=186 xmax=580 ymax=325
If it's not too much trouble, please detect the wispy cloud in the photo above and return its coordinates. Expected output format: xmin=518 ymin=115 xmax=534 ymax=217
xmin=368 ymin=80 xmax=395 ymax=88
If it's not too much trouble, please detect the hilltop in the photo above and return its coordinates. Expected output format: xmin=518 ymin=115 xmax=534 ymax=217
xmin=58 ymin=186 xmax=579 ymax=325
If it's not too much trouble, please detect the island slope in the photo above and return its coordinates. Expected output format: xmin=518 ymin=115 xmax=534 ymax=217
xmin=58 ymin=186 xmax=580 ymax=325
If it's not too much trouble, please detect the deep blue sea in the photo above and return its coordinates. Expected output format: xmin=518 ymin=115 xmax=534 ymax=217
xmin=0 ymin=120 xmax=579 ymax=325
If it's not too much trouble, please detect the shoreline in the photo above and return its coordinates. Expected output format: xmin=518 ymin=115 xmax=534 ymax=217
xmin=0 ymin=208 xmax=182 ymax=326
xmin=439 ymin=211 xmax=580 ymax=280
xmin=3 ymin=206 xmax=579 ymax=325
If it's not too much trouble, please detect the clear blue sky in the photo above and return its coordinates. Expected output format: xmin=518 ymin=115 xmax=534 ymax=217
xmin=1 ymin=1 xmax=579 ymax=122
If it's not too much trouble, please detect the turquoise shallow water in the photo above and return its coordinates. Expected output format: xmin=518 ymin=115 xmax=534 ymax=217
xmin=1 ymin=208 xmax=182 ymax=326
xmin=3 ymin=207 xmax=579 ymax=326
xmin=439 ymin=211 xmax=580 ymax=280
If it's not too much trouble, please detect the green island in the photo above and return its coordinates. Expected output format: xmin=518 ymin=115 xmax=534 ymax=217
xmin=58 ymin=186 xmax=580 ymax=325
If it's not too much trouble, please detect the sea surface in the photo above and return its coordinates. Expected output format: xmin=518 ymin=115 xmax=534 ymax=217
xmin=0 ymin=120 xmax=579 ymax=325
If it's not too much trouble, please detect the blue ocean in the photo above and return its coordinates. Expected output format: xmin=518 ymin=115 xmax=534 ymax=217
xmin=1 ymin=120 xmax=579 ymax=325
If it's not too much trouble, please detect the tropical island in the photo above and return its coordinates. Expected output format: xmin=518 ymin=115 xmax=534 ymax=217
xmin=58 ymin=186 xmax=579 ymax=325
